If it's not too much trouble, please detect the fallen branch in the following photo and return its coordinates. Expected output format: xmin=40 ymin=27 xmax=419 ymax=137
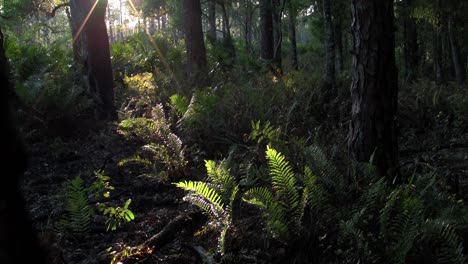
xmin=100 ymin=211 xmax=203 ymax=264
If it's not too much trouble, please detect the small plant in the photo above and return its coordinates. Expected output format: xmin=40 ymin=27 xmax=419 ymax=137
xmin=102 ymin=199 xmax=135 ymax=232
xmin=175 ymin=160 xmax=239 ymax=254
xmin=58 ymin=176 xmax=93 ymax=234
xmin=243 ymin=146 xmax=321 ymax=242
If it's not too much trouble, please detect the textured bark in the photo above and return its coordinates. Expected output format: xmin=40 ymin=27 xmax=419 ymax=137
xmin=403 ymin=0 xmax=418 ymax=82
xmin=448 ymin=15 xmax=465 ymax=84
xmin=70 ymin=0 xmax=117 ymax=120
xmin=322 ymin=0 xmax=335 ymax=89
xmin=335 ymin=17 xmax=343 ymax=73
xmin=349 ymin=0 xmax=399 ymax=179
xmin=208 ymin=0 xmax=217 ymax=41
xmin=183 ymin=0 xmax=209 ymax=88
xmin=0 ymin=28 xmax=46 ymax=264
xmin=287 ymin=0 xmax=298 ymax=70
xmin=260 ymin=0 xmax=274 ymax=62
xmin=271 ymin=0 xmax=282 ymax=73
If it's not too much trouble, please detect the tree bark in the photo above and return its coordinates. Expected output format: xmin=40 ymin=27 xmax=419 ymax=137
xmin=349 ymin=0 xmax=399 ymax=179
xmin=448 ymin=15 xmax=465 ymax=84
xmin=335 ymin=17 xmax=343 ymax=74
xmin=271 ymin=0 xmax=283 ymax=73
xmin=0 ymin=28 xmax=47 ymax=264
xmin=403 ymin=0 xmax=418 ymax=82
xmin=322 ymin=0 xmax=335 ymax=90
xmin=208 ymin=0 xmax=217 ymax=42
xmin=70 ymin=0 xmax=117 ymax=121
xmin=183 ymin=0 xmax=209 ymax=88
xmin=260 ymin=0 xmax=274 ymax=63
xmin=287 ymin=0 xmax=298 ymax=70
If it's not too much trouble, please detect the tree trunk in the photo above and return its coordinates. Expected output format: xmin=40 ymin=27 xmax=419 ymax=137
xmin=70 ymin=0 xmax=117 ymax=120
xmin=322 ymin=0 xmax=335 ymax=90
xmin=335 ymin=17 xmax=343 ymax=74
xmin=107 ymin=4 xmax=114 ymax=43
xmin=260 ymin=0 xmax=274 ymax=63
xmin=403 ymin=0 xmax=418 ymax=82
xmin=448 ymin=15 xmax=465 ymax=84
xmin=220 ymin=1 xmax=236 ymax=62
xmin=0 ymin=28 xmax=47 ymax=264
xmin=272 ymin=0 xmax=282 ymax=73
xmin=434 ymin=28 xmax=444 ymax=85
xmin=208 ymin=0 xmax=217 ymax=42
xmin=183 ymin=0 xmax=209 ymax=88
xmin=287 ymin=0 xmax=298 ymax=70
xmin=349 ymin=0 xmax=399 ymax=179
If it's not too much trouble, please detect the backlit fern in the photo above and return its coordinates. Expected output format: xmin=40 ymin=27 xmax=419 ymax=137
xmin=175 ymin=160 xmax=239 ymax=254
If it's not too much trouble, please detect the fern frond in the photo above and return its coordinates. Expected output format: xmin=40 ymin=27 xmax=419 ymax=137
xmin=174 ymin=181 xmax=224 ymax=213
xmin=59 ymin=176 xmax=92 ymax=234
xmin=243 ymin=187 xmax=274 ymax=208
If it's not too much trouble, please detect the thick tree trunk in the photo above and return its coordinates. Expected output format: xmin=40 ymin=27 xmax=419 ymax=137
xmin=208 ymin=0 xmax=217 ymax=41
xmin=403 ymin=0 xmax=418 ymax=82
xmin=183 ymin=0 xmax=209 ymax=88
xmin=322 ymin=0 xmax=335 ymax=90
xmin=287 ymin=0 xmax=298 ymax=70
xmin=448 ymin=15 xmax=465 ymax=84
xmin=0 ymin=28 xmax=46 ymax=264
xmin=260 ymin=0 xmax=274 ymax=63
xmin=349 ymin=0 xmax=399 ymax=179
xmin=70 ymin=0 xmax=117 ymax=120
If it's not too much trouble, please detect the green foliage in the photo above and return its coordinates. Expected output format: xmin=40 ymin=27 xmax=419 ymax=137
xmin=118 ymin=105 xmax=186 ymax=178
xmin=249 ymin=120 xmax=282 ymax=146
xmin=102 ymin=199 xmax=135 ymax=232
xmin=175 ymin=160 xmax=239 ymax=254
xmin=169 ymin=94 xmax=189 ymax=116
xmin=58 ymin=176 xmax=93 ymax=234
xmin=243 ymin=146 xmax=316 ymax=242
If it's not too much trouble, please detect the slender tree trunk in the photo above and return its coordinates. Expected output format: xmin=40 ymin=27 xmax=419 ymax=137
xmin=183 ymin=0 xmax=209 ymax=88
xmin=208 ymin=0 xmax=217 ymax=41
xmin=349 ymin=0 xmax=399 ymax=179
xmin=448 ymin=15 xmax=465 ymax=84
xmin=107 ymin=4 xmax=114 ymax=43
xmin=271 ymin=0 xmax=282 ymax=73
xmin=70 ymin=0 xmax=117 ymax=120
xmin=260 ymin=0 xmax=274 ymax=64
xmin=322 ymin=0 xmax=335 ymax=90
xmin=434 ymin=28 xmax=443 ymax=85
xmin=220 ymin=1 xmax=236 ymax=61
xmin=287 ymin=0 xmax=298 ymax=70
xmin=403 ymin=0 xmax=418 ymax=82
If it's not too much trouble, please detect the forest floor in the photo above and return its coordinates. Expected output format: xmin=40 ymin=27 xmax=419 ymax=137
xmin=20 ymin=121 xmax=468 ymax=264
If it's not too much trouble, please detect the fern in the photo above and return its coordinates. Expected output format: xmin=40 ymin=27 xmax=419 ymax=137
xmin=59 ymin=176 xmax=93 ymax=234
xmin=174 ymin=160 xmax=239 ymax=254
xmin=170 ymin=94 xmax=189 ymax=116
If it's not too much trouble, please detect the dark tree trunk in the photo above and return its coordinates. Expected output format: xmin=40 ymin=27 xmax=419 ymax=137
xmin=70 ymin=0 xmax=117 ymax=121
xmin=448 ymin=15 xmax=465 ymax=84
xmin=0 ymin=28 xmax=46 ymax=264
xmin=208 ymin=0 xmax=217 ymax=42
xmin=403 ymin=0 xmax=419 ymax=82
xmin=287 ymin=0 xmax=298 ymax=70
xmin=335 ymin=17 xmax=343 ymax=74
xmin=271 ymin=0 xmax=282 ymax=73
xmin=322 ymin=0 xmax=335 ymax=90
xmin=349 ymin=0 xmax=399 ymax=179
xmin=434 ymin=28 xmax=444 ymax=85
xmin=220 ymin=1 xmax=236 ymax=62
xmin=260 ymin=0 xmax=274 ymax=63
xmin=183 ymin=0 xmax=209 ymax=88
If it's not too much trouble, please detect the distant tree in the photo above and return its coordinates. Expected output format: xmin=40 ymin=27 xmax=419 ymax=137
xmin=402 ymin=0 xmax=419 ymax=82
xmin=182 ymin=0 xmax=209 ymax=88
xmin=260 ymin=0 xmax=274 ymax=66
xmin=322 ymin=0 xmax=335 ymax=90
xmin=70 ymin=0 xmax=117 ymax=120
xmin=348 ymin=0 xmax=399 ymax=179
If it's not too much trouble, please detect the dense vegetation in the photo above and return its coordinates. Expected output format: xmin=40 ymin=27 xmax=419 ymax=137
xmin=1 ymin=0 xmax=468 ymax=263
